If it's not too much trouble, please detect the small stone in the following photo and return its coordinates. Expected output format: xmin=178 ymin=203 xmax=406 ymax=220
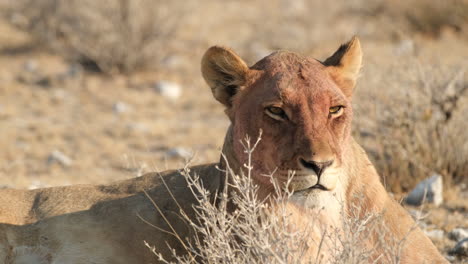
xmin=28 ymin=180 xmax=47 ymax=190
xmin=66 ymin=64 xmax=83 ymax=78
xmin=57 ymin=64 xmax=84 ymax=82
xmin=394 ymin=39 xmax=414 ymax=56
xmin=113 ymin=101 xmax=130 ymax=114
xmin=166 ymin=147 xmax=193 ymax=160
xmin=359 ymin=130 xmax=375 ymax=138
xmin=47 ymin=150 xmax=72 ymax=167
xmin=126 ymin=123 xmax=149 ymax=133
xmin=449 ymin=238 xmax=468 ymax=258
xmin=51 ymin=89 xmax=68 ymax=102
xmin=449 ymin=228 xmax=468 ymax=242
xmin=153 ymin=81 xmax=182 ymax=100
xmin=424 ymin=229 xmax=444 ymax=240
xmin=405 ymin=174 xmax=443 ymax=206
xmin=161 ymin=55 xmax=183 ymax=69
xmin=10 ymin=13 xmax=28 ymax=27
xmin=444 ymin=255 xmax=455 ymax=262
xmin=23 ymin=60 xmax=38 ymax=72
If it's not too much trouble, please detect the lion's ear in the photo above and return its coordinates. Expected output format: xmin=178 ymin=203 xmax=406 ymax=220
xmin=201 ymin=46 xmax=249 ymax=107
xmin=323 ymin=36 xmax=362 ymax=98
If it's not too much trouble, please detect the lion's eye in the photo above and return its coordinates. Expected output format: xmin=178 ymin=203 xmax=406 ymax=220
xmin=265 ymin=106 xmax=287 ymax=120
xmin=329 ymin=106 xmax=343 ymax=115
xmin=267 ymin=106 xmax=284 ymax=115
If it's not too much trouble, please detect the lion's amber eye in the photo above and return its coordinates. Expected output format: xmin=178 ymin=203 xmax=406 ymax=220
xmin=329 ymin=106 xmax=343 ymax=114
xmin=268 ymin=107 xmax=284 ymax=115
xmin=265 ymin=106 xmax=287 ymax=120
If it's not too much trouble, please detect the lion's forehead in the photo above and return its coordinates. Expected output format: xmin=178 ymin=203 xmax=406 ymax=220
xmin=253 ymin=52 xmax=343 ymax=100
xmin=255 ymin=51 xmax=326 ymax=78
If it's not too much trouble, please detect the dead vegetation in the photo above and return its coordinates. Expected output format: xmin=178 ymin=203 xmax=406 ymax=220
xmin=385 ymin=0 xmax=468 ymax=37
xmin=353 ymin=61 xmax=468 ymax=193
xmin=7 ymin=0 xmax=468 ymax=73
xmin=7 ymin=0 xmax=190 ymax=73
xmin=145 ymin=137 xmax=424 ymax=263
xmin=347 ymin=0 xmax=468 ymax=39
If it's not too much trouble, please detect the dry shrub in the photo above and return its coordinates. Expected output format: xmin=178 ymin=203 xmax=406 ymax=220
xmin=242 ymin=1 xmax=342 ymax=52
xmin=8 ymin=0 xmax=190 ymax=73
xmin=239 ymin=0 xmax=468 ymax=57
xmin=393 ymin=0 xmax=468 ymax=37
xmin=361 ymin=0 xmax=468 ymax=38
xmin=354 ymin=60 xmax=468 ymax=193
xmin=145 ymin=136 xmax=417 ymax=263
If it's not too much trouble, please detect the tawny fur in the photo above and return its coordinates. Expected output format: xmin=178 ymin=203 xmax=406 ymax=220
xmin=0 ymin=37 xmax=446 ymax=263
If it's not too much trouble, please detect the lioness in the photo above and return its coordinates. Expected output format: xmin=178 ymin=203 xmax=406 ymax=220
xmin=0 ymin=37 xmax=446 ymax=263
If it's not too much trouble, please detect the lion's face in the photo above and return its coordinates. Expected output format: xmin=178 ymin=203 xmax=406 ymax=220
xmin=202 ymin=37 xmax=362 ymax=195
xmin=230 ymin=54 xmax=353 ymax=192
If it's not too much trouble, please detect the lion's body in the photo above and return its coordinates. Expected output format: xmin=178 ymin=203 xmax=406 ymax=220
xmin=0 ymin=37 xmax=447 ymax=263
xmin=0 ymin=164 xmax=223 ymax=263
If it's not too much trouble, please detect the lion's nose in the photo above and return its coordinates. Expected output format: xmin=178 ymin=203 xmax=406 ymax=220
xmin=299 ymin=159 xmax=333 ymax=177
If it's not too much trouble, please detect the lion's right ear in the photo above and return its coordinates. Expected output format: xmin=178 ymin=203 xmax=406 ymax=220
xmin=201 ymin=46 xmax=249 ymax=107
xmin=323 ymin=37 xmax=362 ymax=98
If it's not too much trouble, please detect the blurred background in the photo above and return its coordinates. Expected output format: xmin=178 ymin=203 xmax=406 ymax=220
xmin=0 ymin=0 xmax=466 ymax=260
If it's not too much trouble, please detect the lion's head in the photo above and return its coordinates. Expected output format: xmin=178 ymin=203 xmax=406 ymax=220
xmin=201 ymin=37 xmax=362 ymax=199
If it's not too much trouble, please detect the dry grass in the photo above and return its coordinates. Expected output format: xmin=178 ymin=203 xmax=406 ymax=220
xmin=345 ymin=0 xmax=468 ymax=39
xmin=7 ymin=0 xmax=191 ymax=73
xmin=144 ymin=136 xmax=425 ymax=264
xmin=6 ymin=0 xmax=468 ymax=71
xmin=385 ymin=0 xmax=468 ymax=37
xmin=354 ymin=60 xmax=468 ymax=193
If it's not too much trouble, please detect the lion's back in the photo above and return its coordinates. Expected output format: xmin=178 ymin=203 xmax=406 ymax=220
xmin=0 ymin=163 xmax=221 ymax=225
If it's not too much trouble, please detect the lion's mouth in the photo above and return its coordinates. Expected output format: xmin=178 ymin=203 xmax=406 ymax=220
xmin=292 ymin=183 xmax=329 ymax=193
xmin=278 ymin=172 xmax=332 ymax=192
xmin=308 ymin=184 xmax=328 ymax=191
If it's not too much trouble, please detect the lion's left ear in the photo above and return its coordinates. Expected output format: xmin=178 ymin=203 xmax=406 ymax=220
xmin=201 ymin=46 xmax=249 ymax=108
xmin=323 ymin=36 xmax=362 ymax=98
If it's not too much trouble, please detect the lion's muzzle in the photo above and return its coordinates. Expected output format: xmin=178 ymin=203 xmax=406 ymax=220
xmin=282 ymin=158 xmax=339 ymax=192
xmin=299 ymin=159 xmax=333 ymax=178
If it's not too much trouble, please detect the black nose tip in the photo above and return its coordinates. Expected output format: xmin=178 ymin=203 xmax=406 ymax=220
xmin=300 ymin=159 xmax=333 ymax=177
